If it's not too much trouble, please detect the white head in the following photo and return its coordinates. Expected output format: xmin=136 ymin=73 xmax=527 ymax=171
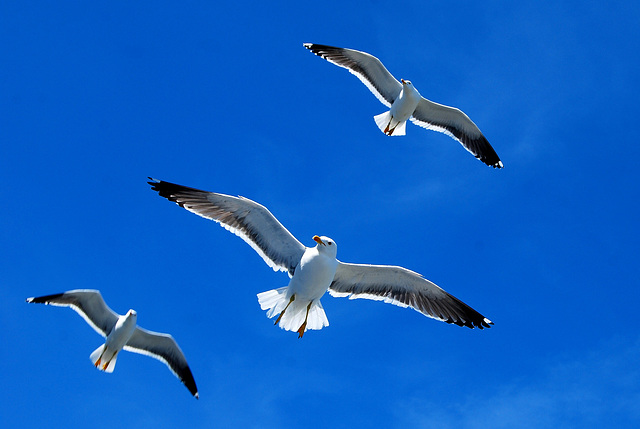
xmin=313 ymin=235 xmax=338 ymax=258
xmin=400 ymin=79 xmax=420 ymax=98
xmin=126 ymin=309 xmax=138 ymax=322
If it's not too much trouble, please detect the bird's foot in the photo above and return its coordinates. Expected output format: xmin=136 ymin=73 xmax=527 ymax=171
xmin=297 ymin=322 xmax=307 ymax=338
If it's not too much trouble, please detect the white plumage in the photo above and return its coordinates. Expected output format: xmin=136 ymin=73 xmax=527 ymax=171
xmin=26 ymin=289 xmax=199 ymax=398
xmin=304 ymin=43 xmax=503 ymax=168
xmin=149 ymin=178 xmax=493 ymax=337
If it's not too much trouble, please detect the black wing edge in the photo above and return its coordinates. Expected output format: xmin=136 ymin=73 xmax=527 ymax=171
xmin=147 ymin=177 xmax=212 ymax=206
xmin=439 ymin=292 xmax=494 ymax=330
xmin=179 ymin=365 xmax=199 ymax=399
xmin=26 ymin=292 xmax=65 ymax=304
xmin=456 ymin=132 xmax=503 ymax=169
xmin=304 ymin=43 xmax=345 ymax=58
xmin=303 ymin=43 xmax=371 ymax=77
xmin=437 ymin=125 xmax=503 ymax=169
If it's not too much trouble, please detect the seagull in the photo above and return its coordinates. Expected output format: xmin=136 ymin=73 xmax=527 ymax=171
xmin=26 ymin=289 xmax=199 ymax=398
xmin=304 ymin=43 xmax=503 ymax=168
xmin=149 ymin=178 xmax=493 ymax=338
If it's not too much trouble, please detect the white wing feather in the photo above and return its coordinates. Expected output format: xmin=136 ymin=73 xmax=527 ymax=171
xmin=329 ymin=262 xmax=492 ymax=329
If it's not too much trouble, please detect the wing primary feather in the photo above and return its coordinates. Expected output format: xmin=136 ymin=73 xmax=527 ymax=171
xmin=26 ymin=289 xmax=119 ymax=337
xmin=125 ymin=328 xmax=199 ymax=398
xmin=148 ymin=178 xmax=305 ymax=276
xmin=330 ymin=263 xmax=493 ymax=329
xmin=304 ymin=43 xmax=402 ymax=107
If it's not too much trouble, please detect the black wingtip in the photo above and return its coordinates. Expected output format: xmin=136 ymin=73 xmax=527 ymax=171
xmin=303 ymin=43 xmax=345 ymax=59
xmin=148 ymin=178 xmax=213 ymax=211
xmin=487 ymin=159 xmax=504 ymax=169
xmin=26 ymin=292 xmax=65 ymax=304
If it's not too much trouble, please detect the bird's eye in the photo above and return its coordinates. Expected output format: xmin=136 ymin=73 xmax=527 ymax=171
xmin=328 ymin=242 xmax=333 ymax=245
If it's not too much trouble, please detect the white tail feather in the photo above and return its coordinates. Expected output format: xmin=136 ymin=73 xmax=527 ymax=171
xmin=391 ymin=120 xmax=406 ymax=136
xmin=90 ymin=344 xmax=118 ymax=373
xmin=257 ymin=288 xmax=329 ymax=333
xmin=373 ymin=111 xmax=406 ymax=136
xmin=257 ymin=287 xmax=288 ymax=318
xmin=374 ymin=111 xmax=391 ymax=133
xmin=90 ymin=344 xmax=105 ymax=366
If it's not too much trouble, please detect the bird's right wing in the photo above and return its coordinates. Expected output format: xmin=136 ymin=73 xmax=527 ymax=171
xmin=149 ymin=178 xmax=306 ymax=276
xmin=125 ymin=327 xmax=198 ymax=398
xmin=329 ymin=262 xmax=492 ymax=329
xmin=411 ymin=98 xmax=503 ymax=168
xmin=26 ymin=289 xmax=119 ymax=337
xmin=304 ymin=43 xmax=402 ymax=107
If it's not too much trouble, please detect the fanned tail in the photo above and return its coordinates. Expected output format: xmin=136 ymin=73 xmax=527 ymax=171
xmin=257 ymin=287 xmax=289 ymax=318
xmin=90 ymin=344 xmax=118 ymax=373
xmin=374 ymin=111 xmax=406 ymax=136
xmin=257 ymin=288 xmax=329 ymax=333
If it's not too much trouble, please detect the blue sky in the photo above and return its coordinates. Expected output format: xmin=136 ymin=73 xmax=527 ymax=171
xmin=2 ymin=1 xmax=639 ymax=427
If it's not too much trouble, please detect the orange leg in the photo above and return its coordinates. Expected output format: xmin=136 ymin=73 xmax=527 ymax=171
xmin=383 ymin=116 xmax=394 ymax=135
xmin=102 ymin=350 xmax=118 ymax=371
xmin=94 ymin=348 xmax=107 ymax=368
xmin=297 ymin=302 xmax=313 ymax=339
xmin=274 ymin=295 xmax=295 ymax=326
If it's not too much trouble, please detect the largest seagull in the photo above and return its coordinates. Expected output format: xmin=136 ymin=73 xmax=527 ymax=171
xmin=304 ymin=43 xmax=503 ymax=168
xmin=149 ymin=178 xmax=493 ymax=338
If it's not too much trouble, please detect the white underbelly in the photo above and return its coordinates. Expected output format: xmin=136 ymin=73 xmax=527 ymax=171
xmin=288 ymin=254 xmax=338 ymax=301
xmin=390 ymin=96 xmax=420 ymax=122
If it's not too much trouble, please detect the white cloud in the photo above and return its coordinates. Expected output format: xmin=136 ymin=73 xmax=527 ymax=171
xmin=396 ymin=336 xmax=640 ymax=428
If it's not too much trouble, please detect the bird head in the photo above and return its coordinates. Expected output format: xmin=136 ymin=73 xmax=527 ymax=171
xmin=126 ymin=309 xmax=138 ymax=321
xmin=401 ymin=79 xmax=412 ymax=86
xmin=313 ymin=235 xmax=337 ymax=257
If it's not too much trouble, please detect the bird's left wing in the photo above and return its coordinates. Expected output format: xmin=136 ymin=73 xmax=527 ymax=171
xmin=124 ymin=327 xmax=198 ymax=398
xmin=26 ymin=289 xmax=120 ymax=337
xmin=149 ymin=178 xmax=306 ymax=276
xmin=329 ymin=262 xmax=492 ymax=329
xmin=304 ymin=43 xmax=402 ymax=107
xmin=410 ymin=98 xmax=503 ymax=168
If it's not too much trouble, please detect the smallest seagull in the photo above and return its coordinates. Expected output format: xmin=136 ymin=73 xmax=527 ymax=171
xmin=26 ymin=289 xmax=199 ymax=399
xmin=304 ymin=43 xmax=503 ymax=168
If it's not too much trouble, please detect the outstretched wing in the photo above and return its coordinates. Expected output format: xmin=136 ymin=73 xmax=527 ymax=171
xmin=329 ymin=262 xmax=492 ymax=329
xmin=304 ymin=43 xmax=402 ymax=107
xmin=149 ymin=178 xmax=306 ymax=276
xmin=125 ymin=327 xmax=199 ymax=398
xmin=411 ymin=98 xmax=503 ymax=168
xmin=26 ymin=289 xmax=120 ymax=337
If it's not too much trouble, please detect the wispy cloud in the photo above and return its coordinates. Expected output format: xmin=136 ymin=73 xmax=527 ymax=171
xmin=396 ymin=336 xmax=640 ymax=428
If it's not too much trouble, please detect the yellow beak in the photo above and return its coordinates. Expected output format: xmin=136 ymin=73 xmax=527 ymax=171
xmin=313 ymin=235 xmax=325 ymax=246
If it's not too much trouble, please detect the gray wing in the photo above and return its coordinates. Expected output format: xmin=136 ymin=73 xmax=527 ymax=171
xmin=329 ymin=262 xmax=493 ymax=329
xmin=304 ymin=43 xmax=402 ymax=107
xmin=148 ymin=178 xmax=306 ymax=276
xmin=26 ymin=289 xmax=119 ymax=337
xmin=124 ymin=327 xmax=198 ymax=398
xmin=411 ymin=98 xmax=503 ymax=168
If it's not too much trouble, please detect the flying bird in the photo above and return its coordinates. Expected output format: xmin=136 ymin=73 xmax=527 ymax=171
xmin=149 ymin=178 xmax=493 ymax=338
xmin=304 ymin=43 xmax=503 ymax=168
xmin=26 ymin=289 xmax=199 ymax=398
